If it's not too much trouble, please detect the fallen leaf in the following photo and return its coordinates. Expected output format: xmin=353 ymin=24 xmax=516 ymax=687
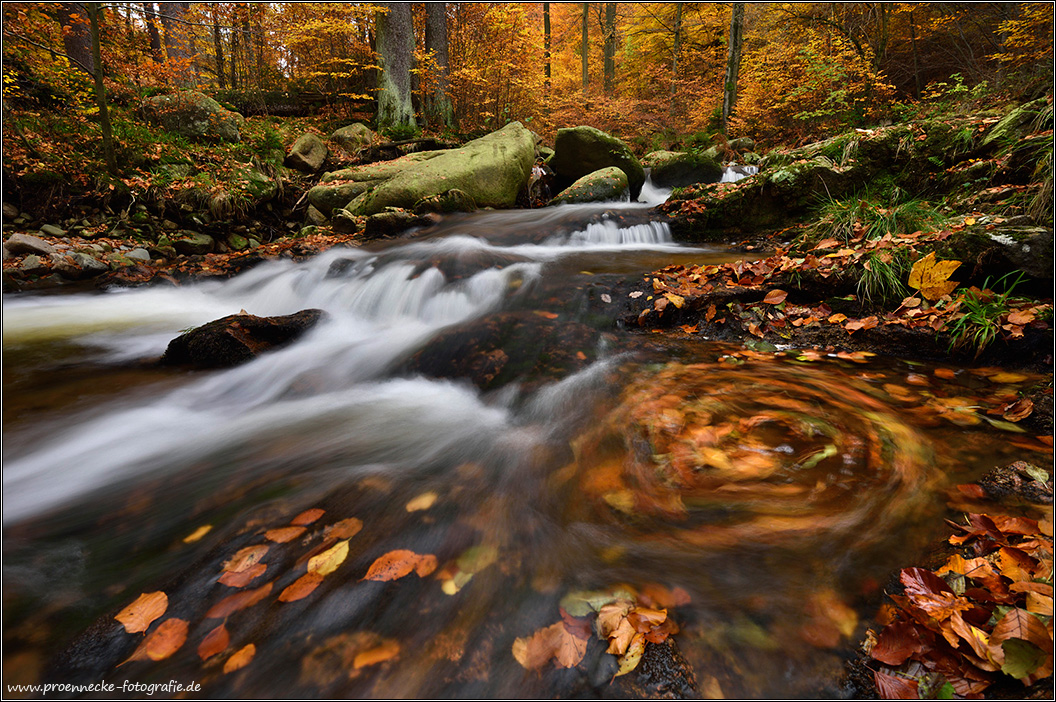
xmin=828 ymin=313 xmax=848 ymax=324
xmin=127 ymin=618 xmax=188 ymax=663
xmin=308 ymin=540 xmax=349 ymax=576
xmin=198 ymin=623 xmax=230 ymax=661
xmin=614 ymin=633 xmax=647 ymax=676
xmin=326 ymin=517 xmax=364 ymax=540
xmin=278 ymin=572 xmax=324 ymax=602
xmin=873 ymin=669 xmax=919 ymax=699
xmin=405 ymin=492 xmax=438 ymax=512
xmin=183 ymin=525 xmax=213 ymax=543
xmin=663 ymin=292 xmax=685 ymax=308
xmin=222 ymin=545 xmax=269 ymax=574
xmin=116 ymin=592 xmax=168 ymax=634
xmin=1007 ymin=309 xmax=1035 ymax=325
xmin=264 ymin=526 xmax=306 ymax=543
xmin=291 ymin=508 xmax=325 ymax=525
xmin=353 ymin=640 xmax=400 ymax=669
xmin=363 ymin=550 xmax=438 ymax=582
xmin=205 ymin=582 xmax=274 ymax=619
xmin=763 ymin=289 xmax=788 ymax=304
xmin=224 ymin=644 xmax=255 ymax=673
xmin=511 ymin=621 xmax=588 ymax=670
xmin=218 ymin=562 xmax=267 ymax=588
xmin=991 ymin=607 xmax=1051 ymax=650
xmin=908 ymin=252 xmax=961 ymax=301
xmin=1003 ymin=398 xmax=1034 ymax=422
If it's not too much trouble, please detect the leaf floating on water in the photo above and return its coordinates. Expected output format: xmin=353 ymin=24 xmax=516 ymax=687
xmin=363 ymin=550 xmax=437 ymax=582
xmin=353 ymin=640 xmax=400 ymax=669
xmin=198 ymin=623 xmax=230 ymax=661
xmin=987 ymin=371 xmax=1029 ymax=384
xmin=223 ymin=644 xmax=256 ymax=674
xmin=126 ymin=618 xmax=188 ymax=663
xmin=116 ymin=591 xmax=168 ymax=634
xmin=405 ymin=492 xmax=438 ymax=512
xmin=222 ymin=544 xmax=269 ymax=574
xmin=907 ymin=252 xmax=960 ymax=301
xmin=218 ymin=563 xmax=267 ymax=588
xmin=511 ymin=621 xmax=589 ymax=671
xmin=325 ymin=517 xmax=364 ymax=540
xmin=278 ymin=572 xmax=324 ymax=603
xmin=264 ymin=526 xmax=306 ymax=544
xmin=308 ymin=540 xmax=349 ymax=576
xmin=183 ymin=525 xmax=213 ymax=544
xmin=205 ymin=582 xmax=274 ymax=619
xmin=291 ymin=508 xmax=325 ymax=526
xmin=1002 ymin=398 xmax=1033 ymax=422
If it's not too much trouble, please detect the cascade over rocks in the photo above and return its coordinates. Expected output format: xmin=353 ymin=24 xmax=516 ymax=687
xmin=161 ymin=309 xmax=327 ymax=368
xmin=140 ymin=91 xmax=244 ymax=143
xmin=549 ymin=125 xmax=646 ymax=200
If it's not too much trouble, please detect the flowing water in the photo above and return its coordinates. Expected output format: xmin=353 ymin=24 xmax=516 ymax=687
xmin=2 ymin=188 xmax=1048 ymax=698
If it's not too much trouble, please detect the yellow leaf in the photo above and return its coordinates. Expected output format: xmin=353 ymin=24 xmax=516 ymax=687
xmin=965 ymin=217 xmax=976 ymax=226
xmin=405 ymin=492 xmax=438 ymax=512
xmin=183 ymin=525 xmax=213 ymax=543
xmin=308 ymin=540 xmax=349 ymax=576
xmin=663 ymin=293 xmax=685 ymax=309
xmin=908 ymin=252 xmax=961 ymax=301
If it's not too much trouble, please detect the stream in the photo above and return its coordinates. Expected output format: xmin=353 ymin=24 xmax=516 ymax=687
xmin=2 ymin=184 xmax=1049 ymax=698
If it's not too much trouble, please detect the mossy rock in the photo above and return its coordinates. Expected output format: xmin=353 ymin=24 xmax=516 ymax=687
xmin=140 ymin=91 xmax=244 ymax=143
xmin=549 ymin=166 xmax=628 ymax=205
xmin=330 ymin=123 xmax=374 ymax=151
xmin=172 ymin=231 xmax=215 ymax=255
xmin=285 ymin=132 xmax=328 ymax=173
xmin=308 ymin=181 xmax=373 ymax=215
xmin=412 ymin=189 xmax=477 ymax=215
xmin=650 ymin=152 xmax=723 ymax=188
xmin=981 ymin=98 xmax=1048 ymax=151
xmin=549 ymin=126 xmax=645 ymax=199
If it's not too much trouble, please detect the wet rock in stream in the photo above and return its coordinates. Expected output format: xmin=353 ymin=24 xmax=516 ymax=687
xmin=160 ymin=309 xmax=327 ymax=369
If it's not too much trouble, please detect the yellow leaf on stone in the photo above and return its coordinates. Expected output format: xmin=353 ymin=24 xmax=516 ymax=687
xmin=908 ymin=252 xmax=961 ymax=301
xmin=308 ymin=540 xmax=349 ymax=576
xmin=663 ymin=292 xmax=685 ymax=309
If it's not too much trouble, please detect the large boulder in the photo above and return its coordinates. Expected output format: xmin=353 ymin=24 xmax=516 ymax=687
xmin=550 ymin=126 xmax=645 ymax=199
xmin=647 ymin=151 xmax=723 ymax=188
xmin=343 ymin=121 xmax=536 ymax=216
xmin=330 ymin=123 xmax=374 ymax=152
xmin=141 ymin=91 xmax=244 ymax=143
xmin=161 ymin=309 xmax=327 ymax=368
xmin=285 ymin=132 xmax=328 ymax=173
xmin=307 ymin=181 xmax=373 ymax=217
xmin=549 ymin=166 xmax=628 ymax=205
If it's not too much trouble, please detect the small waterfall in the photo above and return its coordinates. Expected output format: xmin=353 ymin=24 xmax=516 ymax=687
xmin=721 ymin=163 xmax=760 ymax=183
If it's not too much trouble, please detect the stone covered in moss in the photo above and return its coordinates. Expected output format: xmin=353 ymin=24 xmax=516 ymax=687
xmin=549 ymin=126 xmax=646 ymax=199
xmin=285 ymin=132 xmax=328 ymax=173
xmin=140 ymin=91 xmax=244 ymax=143
xmin=549 ymin=166 xmax=629 ymax=205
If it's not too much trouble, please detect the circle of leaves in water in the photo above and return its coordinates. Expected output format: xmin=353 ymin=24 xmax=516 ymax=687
xmin=566 ymin=360 xmax=935 ymax=548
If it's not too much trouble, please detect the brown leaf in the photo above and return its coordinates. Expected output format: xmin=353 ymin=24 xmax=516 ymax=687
xmin=264 ymin=526 xmax=306 ymax=543
xmin=763 ymin=289 xmax=787 ymax=305
xmin=363 ymin=550 xmax=438 ymax=582
xmin=127 ymin=618 xmax=188 ymax=663
xmin=198 ymin=623 xmax=230 ymax=661
xmin=115 ymin=591 xmax=168 ymax=634
xmin=1003 ymin=398 xmax=1033 ymax=422
xmin=871 ymin=620 xmax=923 ymax=665
xmin=991 ymin=608 xmax=1051 ymax=649
xmin=218 ymin=562 xmax=267 ymax=588
xmin=205 ymin=582 xmax=274 ymax=619
xmin=222 ymin=544 xmax=269 ymax=574
xmin=325 ymin=517 xmax=364 ymax=540
xmin=1007 ymin=309 xmax=1035 ymax=325
xmin=278 ymin=572 xmax=324 ymax=603
xmin=511 ymin=621 xmax=588 ymax=671
xmin=873 ymin=669 xmax=920 ymax=699
xmin=291 ymin=508 xmax=325 ymax=526
xmin=223 ymin=644 xmax=255 ymax=673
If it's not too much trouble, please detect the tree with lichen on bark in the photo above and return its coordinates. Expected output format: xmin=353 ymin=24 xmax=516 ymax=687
xmin=375 ymin=2 xmax=416 ymax=136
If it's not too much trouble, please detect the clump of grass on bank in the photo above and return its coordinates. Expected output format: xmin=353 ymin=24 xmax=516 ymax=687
xmin=804 ymin=188 xmax=947 ymax=244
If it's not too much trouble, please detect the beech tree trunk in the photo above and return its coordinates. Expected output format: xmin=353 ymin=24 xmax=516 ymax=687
xmin=55 ymin=3 xmax=94 ymax=75
xmin=142 ymin=2 xmax=162 ymax=61
xmin=211 ymin=4 xmax=226 ymax=88
xmin=581 ymin=3 xmax=589 ymax=92
xmin=721 ymin=2 xmax=745 ymax=133
xmin=424 ymin=2 xmax=453 ymax=129
xmin=86 ymin=2 xmax=116 ymax=175
xmin=602 ymin=3 xmax=616 ymax=94
xmin=376 ymin=2 xmax=416 ymax=133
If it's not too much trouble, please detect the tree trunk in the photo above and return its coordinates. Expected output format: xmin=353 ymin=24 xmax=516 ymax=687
xmin=375 ymin=2 xmax=416 ymax=133
xmin=670 ymin=2 xmax=682 ymax=103
xmin=86 ymin=2 xmax=117 ymax=175
xmin=424 ymin=2 xmax=453 ymax=129
xmin=55 ymin=3 xmax=94 ymax=75
xmin=142 ymin=2 xmax=162 ymax=61
xmin=543 ymin=2 xmax=551 ymax=100
xmin=229 ymin=5 xmax=240 ymax=89
xmin=909 ymin=8 xmax=921 ymax=99
xmin=581 ymin=3 xmax=589 ymax=93
xmin=212 ymin=4 xmax=226 ymax=89
xmin=720 ymin=2 xmax=745 ymax=133
xmin=602 ymin=2 xmax=616 ymax=94
xmin=160 ymin=1 xmax=193 ymax=83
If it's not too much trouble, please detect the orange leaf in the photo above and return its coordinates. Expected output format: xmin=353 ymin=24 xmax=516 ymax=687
xmin=363 ymin=550 xmax=438 ymax=582
xmin=991 ymin=607 xmax=1051 ymax=650
xmin=127 ymin=618 xmax=188 ymax=663
xmin=326 ymin=517 xmax=364 ymax=540
xmin=218 ymin=562 xmax=267 ymax=588
xmin=291 ymin=508 xmax=325 ymax=525
xmin=1007 ymin=309 xmax=1035 ymax=325
xmin=908 ymin=252 xmax=960 ymax=301
xmin=264 ymin=526 xmax=306 ymax=543
xmin=222 ymin=544 xmax=269 ymax=574
xmin=205 ymin=582 xmax=274 ymax=619
xmin=353 ymin=640 xmax=401 ymax=669
xmin=223 ymin=644 xmax=256 ymax=673
xmin=828 ymin=313 xmax=847 ymax=324
xmin=115 ymin=591 xmax=168 ymax=634
xmin=763 ymin=289 xmax=787 ymax=305
xmin=278 ymin=572 xmax=324 ymax=602
xmin=198 ymin=623 xmax=230 ymax=661
xmin=512 ymin=621 xmax=588 ymax=671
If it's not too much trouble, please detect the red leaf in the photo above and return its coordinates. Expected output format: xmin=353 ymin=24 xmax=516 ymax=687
xmin=871 ymin=620 xmax=923 ymax=665
xmin=873 ymin=669 xmax=919 ymax=699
